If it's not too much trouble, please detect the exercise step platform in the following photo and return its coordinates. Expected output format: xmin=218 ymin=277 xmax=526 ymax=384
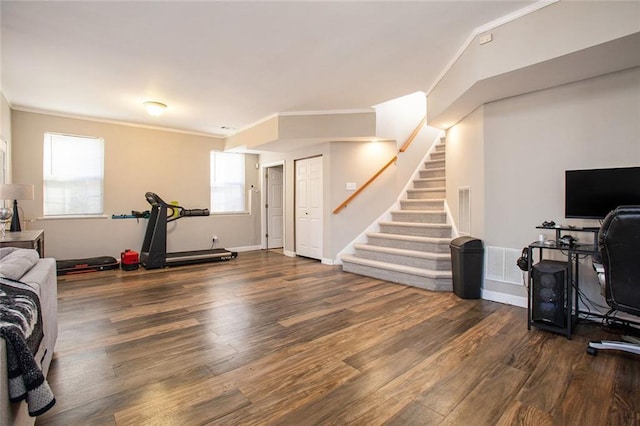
xmin=56 ymin=256 xmax=119 ymax=275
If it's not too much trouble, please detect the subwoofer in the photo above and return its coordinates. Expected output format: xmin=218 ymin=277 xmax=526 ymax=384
xmin=531 ymin=260 xmax=568 ymax=328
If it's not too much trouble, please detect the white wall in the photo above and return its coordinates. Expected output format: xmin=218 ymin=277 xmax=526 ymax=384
xmin=11 ymin=110 xmax=261 ymax=260
xmin=447 ymin=67 xmax=640 ymax=305
xmin=375 ymin=91 xmax=443 ymax=193
xmin=445 ymin=106 xmax=485 ymax=239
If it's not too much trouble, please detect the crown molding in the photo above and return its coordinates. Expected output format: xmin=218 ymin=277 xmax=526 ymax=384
xmin=11 ymin=105 xmax=226 ymax=139
xmin=278 ymin=108 xmax=374 ymax=117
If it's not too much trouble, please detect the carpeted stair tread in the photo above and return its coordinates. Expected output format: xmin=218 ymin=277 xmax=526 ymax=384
xmin=354 ymin=243 xmax=450 ymax=260
xmin=400 ymin=199 xmax=446 ymax=206
xmin=379 ymin=221 xmax=451 ymax=229
xmin=413 ymin=177 xmax=445 ymax=182
xmin=390 ymin=209 xmax=445 ymax=215
xmin=366 ymin=232 xmax=451 ymax=244
xmin=341 ymin=255 xmax=452 ymax=279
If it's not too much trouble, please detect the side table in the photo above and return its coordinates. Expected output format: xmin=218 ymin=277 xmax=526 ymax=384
xmin=0 ymin=229 xmax=45 ymax=257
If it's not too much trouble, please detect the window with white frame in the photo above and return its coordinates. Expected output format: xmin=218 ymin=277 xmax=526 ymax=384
xmin=43 ymin=133 xmax=104 ymax=216
xmin=210 ymin=151 xmax=245 ymax=213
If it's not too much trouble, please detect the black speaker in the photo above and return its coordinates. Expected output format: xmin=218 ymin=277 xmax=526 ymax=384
xmin=531 ymin=260 xmax=568 ymax=328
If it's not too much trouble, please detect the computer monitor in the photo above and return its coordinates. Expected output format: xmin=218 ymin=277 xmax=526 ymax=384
xmin=565 ymin=166 xmax=640 ymax=219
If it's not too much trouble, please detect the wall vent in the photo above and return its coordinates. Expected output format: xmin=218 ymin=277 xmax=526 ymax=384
xmin=486 ymin=246 xmax=523 ymax=285
xmin=458 ymin=186 xmax=470 ymax=235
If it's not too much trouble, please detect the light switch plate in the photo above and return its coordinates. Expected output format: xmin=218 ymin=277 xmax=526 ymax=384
xmin=346 ymin=182 xmax=357 ymax=191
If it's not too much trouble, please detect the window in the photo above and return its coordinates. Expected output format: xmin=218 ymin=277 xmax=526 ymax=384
xmin=210 ymin=151 xmax=245 ymax=213
xmin=43 ymin=133 xmax=104 ymax=216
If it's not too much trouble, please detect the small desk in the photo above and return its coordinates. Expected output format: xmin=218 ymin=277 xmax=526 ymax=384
xmin=0 ymin=229 xmax=45 ymax=257
xmin=527 ymin=226 xmax=599 ymax=339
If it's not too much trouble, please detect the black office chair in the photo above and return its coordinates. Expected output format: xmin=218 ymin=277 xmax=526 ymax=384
xmin=587 ymin=206 xmax=640 ymax=356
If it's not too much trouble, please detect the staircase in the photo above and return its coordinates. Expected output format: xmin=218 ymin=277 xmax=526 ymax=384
xmin=341 ymin=139 xmax=453 ymax=291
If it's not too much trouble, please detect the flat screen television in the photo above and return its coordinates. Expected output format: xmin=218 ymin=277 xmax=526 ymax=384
xmin=565 ymin=166 xmax=640 ymax=219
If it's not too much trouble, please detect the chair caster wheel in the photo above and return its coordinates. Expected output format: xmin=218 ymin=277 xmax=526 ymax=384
xmin=586 ymin=346 xmax=598 ymax=356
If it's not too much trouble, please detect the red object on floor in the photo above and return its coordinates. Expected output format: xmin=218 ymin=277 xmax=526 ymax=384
xmin=121 ymin=249 xmax=139 ymax=271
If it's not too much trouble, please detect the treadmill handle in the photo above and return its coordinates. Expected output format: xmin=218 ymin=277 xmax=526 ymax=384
xmin=182 ymin=208 xmax=210 ymax=217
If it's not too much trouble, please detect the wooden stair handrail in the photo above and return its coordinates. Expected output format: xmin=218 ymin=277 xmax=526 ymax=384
xmin=333 ymin=115 xmax=426 ymax=214
xmin=333 ymin=156 xmax=398 ymax=214
xmin=399 ymin=116 xmax=427 ymax=153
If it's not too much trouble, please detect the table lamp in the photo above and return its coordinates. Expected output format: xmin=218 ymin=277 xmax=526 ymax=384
xmin=0 ymin=183 xmax=35 ymax=232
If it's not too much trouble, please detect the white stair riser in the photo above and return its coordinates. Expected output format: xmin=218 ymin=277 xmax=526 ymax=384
xmin=425 ymin=159 xmax=445 ymax=169
xmin=430 ymin=152 xmax=445 ymax=161
xmin=379 ymin=224 xmax=451 ymax=238
xmin=391 ymin=211 xmax=446 ymax=223
xmin=355 ymin=249 xmax=451 ymax=270
xmin=367 ymin=236 xmax=451 ymax=253
xmin=343 ymin=261 xmax=453 ymax=292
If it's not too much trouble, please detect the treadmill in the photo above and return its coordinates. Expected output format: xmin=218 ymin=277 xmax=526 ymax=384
xmin=140 ymin=192 xmax=237 ymax=269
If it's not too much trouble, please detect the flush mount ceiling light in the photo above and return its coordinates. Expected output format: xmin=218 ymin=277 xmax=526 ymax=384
xmin=143 ymin=101 xmax=167 ymax=116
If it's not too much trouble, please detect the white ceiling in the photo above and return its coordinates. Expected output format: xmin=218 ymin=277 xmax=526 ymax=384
xmin=1 ymin=1 xmax=533 ymax=137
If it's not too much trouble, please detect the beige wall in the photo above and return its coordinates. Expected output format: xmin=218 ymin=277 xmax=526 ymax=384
xmin=478 ymin=1 xmax=639 ymax=81
xmin=260 ymin=144 xmax=330 ymax=259
xmin=260 ymin=138 xmax=403 ymax=263
xmin=226 ymin=111 xmax=376 ymax=152
xmin=259 ymin=95 xmax=439 ymax=263
xmin=226 ymin=115 xmax=279 ymax=151
xmin=328 ymin=139 xmax=398 ymax=257
xmin=428 ymin=1 xmax=640 ymax=128
xmin=0 ymin=93 xmax=10 ymax=144
xmin=278 ymin=112 xmax=375 ymax=140
xmin=446 ymin=67 xmax=640 ymax=304
xmin=11 ymin=110 xmax=260 ymax=260
xmin=0 ymin=93 xmax=10 ymax=185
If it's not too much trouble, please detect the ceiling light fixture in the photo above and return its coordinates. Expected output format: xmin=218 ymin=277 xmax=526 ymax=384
xmin=143 ymin=101 xmax=167 ymax=116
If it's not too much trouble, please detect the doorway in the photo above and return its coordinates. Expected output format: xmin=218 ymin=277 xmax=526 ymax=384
xmin=263 ymin=163 xmax=284 ymax=251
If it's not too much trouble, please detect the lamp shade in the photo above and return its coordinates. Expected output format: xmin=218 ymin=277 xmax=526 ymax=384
xmin=0 ymin=184 xmax=34 ymax=201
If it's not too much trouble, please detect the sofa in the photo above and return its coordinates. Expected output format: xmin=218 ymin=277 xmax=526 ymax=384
xmin=0 ymin=247 xmax=58 ymax=426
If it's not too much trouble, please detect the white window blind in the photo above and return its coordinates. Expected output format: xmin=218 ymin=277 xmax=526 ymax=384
xmin=210 ymin=151 xmax=245 ymax=213
xmin=43 ymin=133 xmax=104 ymax=216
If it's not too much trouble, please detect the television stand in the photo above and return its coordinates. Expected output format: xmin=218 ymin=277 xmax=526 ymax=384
xmin=535 ymin=224 xmax=599 ymax=246
xmin=528 ymin=225 xmax=600 ymax=339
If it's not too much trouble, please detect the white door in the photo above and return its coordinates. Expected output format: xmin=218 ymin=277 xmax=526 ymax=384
xmin=266 ymin=165 xmax=284 ymax=249
xmin=295 ymin=156 xmax=323 ymax=260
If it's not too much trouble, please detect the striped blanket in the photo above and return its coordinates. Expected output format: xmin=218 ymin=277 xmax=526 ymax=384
xmin=0 ymin=277 xmax=55 ymax=417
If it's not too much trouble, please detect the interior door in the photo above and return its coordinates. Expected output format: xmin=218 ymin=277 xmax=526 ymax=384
xmin=266 ymin=165 xmax=284 ymax=249
xmin=295 ymin=156 xmax=323 ymax=260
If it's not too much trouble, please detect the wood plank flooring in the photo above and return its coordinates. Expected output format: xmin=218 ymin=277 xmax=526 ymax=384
xmin=37 ymin=250 xmax=639 ymax=425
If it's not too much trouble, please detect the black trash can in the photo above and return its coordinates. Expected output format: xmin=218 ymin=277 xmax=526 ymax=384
xmin=449 ymin=236 xmax=484 ymax=299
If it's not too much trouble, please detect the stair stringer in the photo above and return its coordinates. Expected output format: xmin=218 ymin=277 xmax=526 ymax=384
xmin=334 ymin=129 xmax=446 ymax=264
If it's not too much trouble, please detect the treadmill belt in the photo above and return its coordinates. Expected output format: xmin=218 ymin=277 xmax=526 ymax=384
xmin=165 ymin=248 xmax=238 ymax=266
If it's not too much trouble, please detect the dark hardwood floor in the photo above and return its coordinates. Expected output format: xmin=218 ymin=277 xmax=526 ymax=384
xmin=37 ymin=250 xmax=639 ymax=425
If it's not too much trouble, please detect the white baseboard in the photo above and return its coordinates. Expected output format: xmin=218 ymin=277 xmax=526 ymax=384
xmin=482 ymin=289 xmax=527 ymax=308
xmin=229 ymin=245 xmax=262 ymax=253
